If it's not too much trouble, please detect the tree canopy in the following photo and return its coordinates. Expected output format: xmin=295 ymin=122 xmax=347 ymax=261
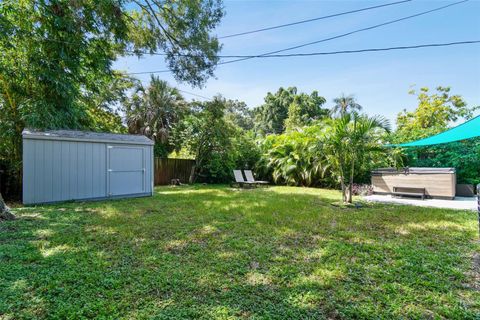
xmin=0 ymin=0 xmax=224 ymax=199
xmin=125 ymin=76 xmax=188 ymax=157
xmin=330 ymin=94 xmax=362 ymax=117
xmin=395 ymin=86 xmax=475 ymax=142
xmin=254 ymin=87 xmax=328 ymax=135
xmin=393 ymin=86 xmax=480 ymax=185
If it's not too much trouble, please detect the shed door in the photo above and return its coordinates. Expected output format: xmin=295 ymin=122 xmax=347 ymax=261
xmin=107 ymin=145 xmax=145 ymax=196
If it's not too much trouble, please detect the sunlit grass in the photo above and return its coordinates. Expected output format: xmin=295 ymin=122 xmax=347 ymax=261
xmin=0 ymin=185 xmax=478 ymax=319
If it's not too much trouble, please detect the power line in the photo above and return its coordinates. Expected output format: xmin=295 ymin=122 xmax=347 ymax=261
xmin=230 ymin=41 xmax=480 ymax=57
xmin=0 ymin=1 xmax=411 ymax=51
xmin=125 ymin=40 xmax=480 ymax=106
xmin=219 ymin=0 xmax=469 ymax=65
xmin=126 ymin=40 xmax=480 ymax=75
xmin=177 ymin=89 xmax=211 ymax=100
xmin=122 ymin=0 xmax=412 ymax=57
xmin=127 ymin=0 xmax=470 ymax=75
xmin=218 ymin=0 xmax=412 ymax=39
xmin=5 ymin=0 xmax=467 ymax=75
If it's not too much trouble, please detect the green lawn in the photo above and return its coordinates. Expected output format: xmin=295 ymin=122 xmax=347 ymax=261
xmin=1 ymin=186 xmax=479 ymax=319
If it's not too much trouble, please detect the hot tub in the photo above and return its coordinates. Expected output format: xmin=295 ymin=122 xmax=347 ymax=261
xmin=371 ymin=167 xmax=456 ymax=200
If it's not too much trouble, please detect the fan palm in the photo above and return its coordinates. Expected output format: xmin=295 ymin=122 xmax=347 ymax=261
xmin=125 ymin=76 xmax=187 ymax=155
xmin=322 ymin=113 xmax=390 ymax=203
xmin=331 ymin=94 xmax=362 ymax=117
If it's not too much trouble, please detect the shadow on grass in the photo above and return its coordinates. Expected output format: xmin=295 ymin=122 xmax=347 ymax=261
xmin=1 ymin=185 xmax=478 ymax=319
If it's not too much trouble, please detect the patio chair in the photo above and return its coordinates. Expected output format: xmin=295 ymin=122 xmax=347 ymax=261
xmin=243 ymin=170 xmax=269 ymax=186
xmin=231 ymin=170 xmax=255 ymax=188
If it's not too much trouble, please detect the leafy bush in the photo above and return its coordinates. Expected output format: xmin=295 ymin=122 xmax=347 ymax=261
xmin=258 ymin=125 xmax=331 ymax=187
xmin=171 ymin=97 xmax=261 ymax=184
xmin=400 ymin=139 xmax=480 ymax=185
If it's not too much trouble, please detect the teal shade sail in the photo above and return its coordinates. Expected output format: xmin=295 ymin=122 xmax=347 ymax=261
xmin=392 ymin=115 xmax=480 ymax=147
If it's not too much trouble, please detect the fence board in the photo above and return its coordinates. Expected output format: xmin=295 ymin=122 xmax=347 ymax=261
xmin=154 ymin=158 xmax=195 ymax=185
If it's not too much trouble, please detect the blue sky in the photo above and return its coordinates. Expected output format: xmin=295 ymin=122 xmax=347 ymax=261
xmin=114 ymin=0 xmax=480 ymax=124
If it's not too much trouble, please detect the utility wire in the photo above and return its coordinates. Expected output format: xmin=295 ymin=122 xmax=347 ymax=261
xmin=0 ymin=0 xmax=411 ymax=50
xmin=126 ymin=40 xmax=480 ymax=102
xmin=219 ymin=0 xmax=469 ymax=65
xmin=218 ymin=0 xmax=412 ymax=39
xmin=126 ymin=40 xmax=480 ymax=75
xmin=122 ymin=0 xmax=412 ymax=57
xmin=177 ymin=89 xmax=211 ymax=100
xmin=215 ymin=41 xmax=480 ymax=58
xmin=127 ymin=0 xmax=470 ymax=75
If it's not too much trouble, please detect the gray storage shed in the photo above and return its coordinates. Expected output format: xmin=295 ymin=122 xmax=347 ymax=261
xmin=23 ymin=129 xmax=154 ymax=205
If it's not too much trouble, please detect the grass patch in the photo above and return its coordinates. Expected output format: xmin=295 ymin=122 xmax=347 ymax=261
xmin=1 ymin=185 xmax=479 ymax=319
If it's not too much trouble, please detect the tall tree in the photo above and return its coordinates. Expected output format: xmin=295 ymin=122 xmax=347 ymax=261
xmin=393 ymin=86 xmax=479 ymax=185
xmin=172 ymin=96 xmax=234 ymax=183
xmin=254 ymin=87 xmax=296 ymax=135
xmin=254 ymin=87 xmax=327 ymax=135
xmin=125 ymin=76 xmax=188 ymax=157
xmin=224 ymin=99 xmax=254 ymax=131
xmin=284 ymin=97 xmax=304 ymax=132
xmin=322 ymin=113 xmax=390 ymax=203
xmin=331 ymin=94 xmax=362 ymax=117
xmin=395 ymin=86 xmax=475 ymax=142
xmin=0 ymin=0 xmax=224 ymax=200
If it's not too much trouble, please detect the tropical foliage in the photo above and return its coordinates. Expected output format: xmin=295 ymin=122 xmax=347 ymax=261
xmin=253 ymin=87 xmax=328 ymax=135
xmin=125 ymin=76 xmax=188 ymax=157
xmin=258 ymin=113 xmax=391 ymax=203
xmin=330 ymin=93 xmax=362 ymax=117
xmin=259 ymin=126 xmax=327 ymax=187
xmin=321 ymin=113 xmax=390 ymax=203
xmin=393 ymin=86 xmax=480 ymax=185
xmin=395 ymin=86 xmax=475 ymax=141
xmin=0 ymin=0 xmax=224 ymax=199
xmin=169 ymin=95 xmax=261 ymax=184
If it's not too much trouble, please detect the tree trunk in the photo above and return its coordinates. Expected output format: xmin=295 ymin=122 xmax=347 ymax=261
xmin=339 ymin=175 xmax=347 ymax=203
xmin=188 ymin=165 xmax=196 ymax=184
xmin=348 ymin=159 xmax=355 ymax=204
xmin=338 ymin=156 xmax=347 ymax=203
xmin=0 ymin=192 xmax=15 ymax=221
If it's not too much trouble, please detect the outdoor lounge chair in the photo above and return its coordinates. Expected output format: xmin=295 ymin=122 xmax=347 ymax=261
xmin=243 ymin=170 xmax=269 ymax=186
xmin=232 ymin=170 xmax=255 ymax=188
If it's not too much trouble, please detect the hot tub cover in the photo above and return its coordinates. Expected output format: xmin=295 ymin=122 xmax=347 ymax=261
xmin=372 ymin=167 xmax=455 ymax=174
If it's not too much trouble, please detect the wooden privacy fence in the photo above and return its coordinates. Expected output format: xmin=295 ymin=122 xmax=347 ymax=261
xmin=154 ymin=158 xmax=195 ymax=185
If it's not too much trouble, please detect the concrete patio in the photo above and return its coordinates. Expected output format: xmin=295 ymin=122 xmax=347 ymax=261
xmin=364 ymin=194 xmax=477 ymax=211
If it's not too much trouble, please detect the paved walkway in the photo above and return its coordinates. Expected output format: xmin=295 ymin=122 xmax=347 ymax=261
xmin=364 ymin=194 xmax=477 ymax=211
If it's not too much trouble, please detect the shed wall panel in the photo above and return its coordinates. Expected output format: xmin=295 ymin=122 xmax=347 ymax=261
xmin=23 ymin=138 xmax=152 ymax=204
xmin=44 ymin=141 xmax=54 ymax=201
xmin=61 ymin=141 xmax=70 ymax=200
xmin=51 ymin=142 xmax=62 ymax=202
xmin=22 ymin=140 xmax=35 ymax=204
xmin=33 ymin=141 xmax=44 ymax=204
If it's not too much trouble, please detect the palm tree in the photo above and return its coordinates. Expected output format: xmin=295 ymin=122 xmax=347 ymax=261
xmin=125 ymin=76 xmax=187 ymax=156
xmin=331 ymin=94 xmax=362 ymax=117
xmin=322 ymin=113 xmax=390 ymax=203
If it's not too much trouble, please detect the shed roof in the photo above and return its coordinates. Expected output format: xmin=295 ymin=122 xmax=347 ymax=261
xmin=22 ymin=129 xmax=154 ymax=145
